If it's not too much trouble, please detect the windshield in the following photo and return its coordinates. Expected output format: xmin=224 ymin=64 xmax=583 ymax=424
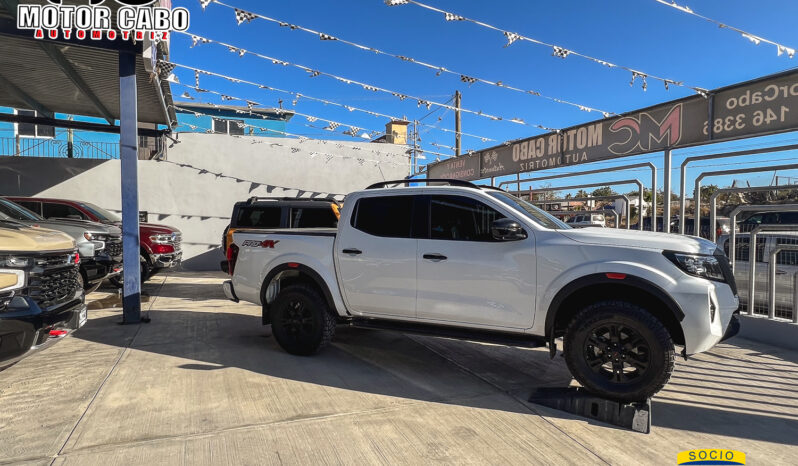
xmin=0 ymin=198 xmax=43 ymax=221
xmin=488 ymin=192 xmax=570 ymax=229
xmin=80 ymin=202 xmax=121 ymax=222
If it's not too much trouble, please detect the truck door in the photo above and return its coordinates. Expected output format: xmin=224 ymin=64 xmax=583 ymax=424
xmin=416 ymin=195 xmax=536 ymax=329
xmin=336 ymin=195 xmax=418 ymax=318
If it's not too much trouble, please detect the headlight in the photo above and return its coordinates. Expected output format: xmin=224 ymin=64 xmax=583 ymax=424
xmin=0 ymin=269 xmax=25 ymax=293
xmin=664 ymin=251 xmax=726 ymax=282
xmin=150 ymin=234 xmax=173 ymax=244
xmin=0 ymin=256 xmax=31 ymax=268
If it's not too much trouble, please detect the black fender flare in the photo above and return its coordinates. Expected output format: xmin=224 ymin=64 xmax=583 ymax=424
xmin=544 ymin=273 xmax=685 ymax=350
xmin=260 ymin=263 xmax=337 ymax=325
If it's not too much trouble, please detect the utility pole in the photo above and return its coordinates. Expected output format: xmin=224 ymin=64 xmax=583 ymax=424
xmin=413 ymin=120 xmax=419 ymax=176
xmin=67 ymin=115 xmax=74 ymax=158
xmin=454 ymin=91 xmax=461 ymax=156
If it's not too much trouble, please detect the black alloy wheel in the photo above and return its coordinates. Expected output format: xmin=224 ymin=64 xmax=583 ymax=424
xmin=564 ymin=301 xmax=675 ymax=402
xmin=270 ymin=284 xmax=336 ymax=356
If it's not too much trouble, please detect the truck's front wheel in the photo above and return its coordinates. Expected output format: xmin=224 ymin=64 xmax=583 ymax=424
xmin=270 ymin=284 xmax=336 ymax=356
xmin=563 ymin=301 xmax=675 ymax=402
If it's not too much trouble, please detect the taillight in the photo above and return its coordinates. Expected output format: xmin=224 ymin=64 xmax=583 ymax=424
xmin=716 ymin=227 xmax=722 ymax=238
xmin=227 ymin=244 xmax=239 ymax=276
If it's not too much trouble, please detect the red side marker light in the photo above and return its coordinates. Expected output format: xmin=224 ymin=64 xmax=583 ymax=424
xmin=49 ymin=329 xmax=68 ymax=337
xmin=287 ymin=263 xmax=299 ymax=268
xmin=606 ymin=273 xmax=626 ymax=280
xmin=74 ymin=253 xmax=80 ymax=264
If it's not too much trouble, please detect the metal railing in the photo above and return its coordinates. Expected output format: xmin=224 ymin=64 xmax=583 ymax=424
xmin=0 ymin=136 xmax=120 ymax=159
xmin=768 ymin=244 xmax=798 ymax=322
xmin=709 ymin=184 xmax=798 ymax=242
xmin=530 ymin=195 xmax=630 ymax=229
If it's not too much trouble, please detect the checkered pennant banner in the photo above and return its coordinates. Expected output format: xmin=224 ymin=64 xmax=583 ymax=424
xmin=155 ymin=61 xmax=176 ymax=79
xmin=319 ymin=33 xmax=338 ymax=41
xmin=190 ymin=35 xmax=210 ymax=48
xmin=345 ymin=127 xmax=361 ymax=137
xmin=417 ymin=99 xmax=432 ymax=110
xmin=460 ymin=75 xmax=477 ymax=85
xmin=392 ymin=92 xmax=408 ymax=101
xmin=362 ymin=84 xmax=379 ymax=92
xmin=234 ymin=8 xmax=258 ymax=25
xmin=552 ymin=46 xmax=571 ymax=58
xmin=199 ymin=0 xmax=212 ymax=10
xmin=444 ymin=12 xmax=465 ymax=21
xmin=385 ymin=0 xmax=409 ymax=5
xmin=221 ymin=95 xmax=235 ymax=101
xmin=180 ymin=92 xmax=194 ymax=100
xmin=503 ymin=31 xmax=520 ymax=47
xmin=325 ymin=122 xmax=341 ymax=131
xmin=308 ymin=70 xmax=321 ymax=77
xmin=234 ymin=121 xmax=246 ymax=129
xmin=305 ymin=116 xmax=318 ymax=123
xmin=246 ymin=100 xmax=259 ymax=109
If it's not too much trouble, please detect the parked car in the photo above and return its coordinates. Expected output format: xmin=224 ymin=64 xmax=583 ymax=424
xmin=682 ymin=217 xmax=731 ymax=239
xmin=0 ymin=197 xmax=122 ymax=293
xmin=222 ymin=180 xmax=739 ymax=402
xmin=220 ymin=197 xmax=341 ymax=272
xmin=0 ymin=223 xmax=86 ymax=368
xmin=565 ymin=213 xmax=606 ymax=228
xmin=718 ymin=232 xmax=798 ymax=319
xmin=630 ymin=216 xmax=666 ymax=232
xmin=7 ymin=197 xmax=182 ymax=284
xmin=737 ymin=211 xmax=798 ymax=233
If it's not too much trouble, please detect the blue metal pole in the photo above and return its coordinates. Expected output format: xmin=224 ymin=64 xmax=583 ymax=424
xmin=119 ymin=51 xmax=141 ymax=323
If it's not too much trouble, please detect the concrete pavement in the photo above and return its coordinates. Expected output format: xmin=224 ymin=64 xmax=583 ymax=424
xmin=1 ymin=272 xmax=796 ymax=465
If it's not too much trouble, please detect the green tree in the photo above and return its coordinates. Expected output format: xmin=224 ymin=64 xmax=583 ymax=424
xmin=592 ymin=186 xmax=616 ymax=197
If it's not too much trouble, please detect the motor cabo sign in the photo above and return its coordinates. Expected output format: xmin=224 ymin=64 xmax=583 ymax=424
xmin=428 ymin=69 xmax=798 ymax=180
xmin=16 ymin=0 xmax=189 ymax=41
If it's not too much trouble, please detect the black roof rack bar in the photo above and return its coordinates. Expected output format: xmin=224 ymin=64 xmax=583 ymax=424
xmin=245 ymin=196 xmax=341 ymax=205
xmin=365 ymin=179 xmax=479 ymax=190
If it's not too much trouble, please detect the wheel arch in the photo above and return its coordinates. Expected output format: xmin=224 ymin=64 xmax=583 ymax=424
xmin=260 ymin=263 xmax=337 ymax=325
xmin=545 ymin=273 xmax=686 ymax=348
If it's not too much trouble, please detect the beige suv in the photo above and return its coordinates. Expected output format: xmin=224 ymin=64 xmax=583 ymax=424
xmin=0 ymin=222 xmax=87 ymax=368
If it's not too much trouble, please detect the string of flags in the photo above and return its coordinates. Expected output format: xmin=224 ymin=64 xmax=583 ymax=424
xmin=652 ymin=0 xmax=795 ymax=58
xmin=165 ymin=60 xmax=494 ymax=145
xmin=385 ymin=0 xmax=708 ymax=95
xmin=199 ymin=0 xmax=614 ymax=117
xmin=172 ymin=105 xmax=428 ymax=167
xmin=168 ymin=55 xmax=495 ymax=143
xmin=175 ymin=31 xmax=557 ymax=132
xmin=169 ymin=80 xmax=388 ymax=141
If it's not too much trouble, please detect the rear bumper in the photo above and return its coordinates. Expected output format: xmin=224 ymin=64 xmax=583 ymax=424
xmin=0 ymin=296 xmax=87 ymax=367
xmin=222 ymin=280 xmax=239 ymax=303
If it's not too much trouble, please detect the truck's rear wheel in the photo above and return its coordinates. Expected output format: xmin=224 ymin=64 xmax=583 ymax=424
xmin=270 ymin=284 xmax=335 ymax=356
xmin=563 ymin=301 xmax=675 ymax=402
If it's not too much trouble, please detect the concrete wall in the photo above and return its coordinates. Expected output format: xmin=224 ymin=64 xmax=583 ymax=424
xmin=0 ymin=133 xmax=410 ymax=270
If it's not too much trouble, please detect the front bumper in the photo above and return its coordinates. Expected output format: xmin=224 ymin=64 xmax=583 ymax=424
xmin=151 ymin=250 xmax=182 ymax=269
xmin=0 ymin=295 xmax=87 ymax=367
xmin=678 ymin=279 xmax=740 ymax=355
xmin=82 ymin=256 xmax=123 ymax=285
xmin=222 ymin=280 xmax=239 ymax=303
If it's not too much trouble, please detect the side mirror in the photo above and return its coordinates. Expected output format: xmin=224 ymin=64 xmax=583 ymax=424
xmin=491 ymin=218 xmax=528 ymax=241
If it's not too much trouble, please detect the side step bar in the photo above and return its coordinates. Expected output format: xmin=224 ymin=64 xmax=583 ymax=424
xmin=349 ymin=318 xmax=545 ymax=348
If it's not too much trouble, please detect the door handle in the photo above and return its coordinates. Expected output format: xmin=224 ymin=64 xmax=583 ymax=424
xmin=342 ymin=248 xmax=362 ymax=255
xmin=423 ymin=253 xmax=447 ymax=261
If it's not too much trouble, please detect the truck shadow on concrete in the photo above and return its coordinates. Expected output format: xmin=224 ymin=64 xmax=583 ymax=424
xmin=73 ymin=308 xmax=798 ymax=445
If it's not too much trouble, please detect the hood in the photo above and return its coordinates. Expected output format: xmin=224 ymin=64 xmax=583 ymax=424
xmin=557 ymin=228 xmax=719 ymax=255
xmin=37 ymin=217 xmax=119 ymax=234
xmin=0 ymin=225 xmax=75 ymax=252
xmin=140 ymin=223 xmax=180 ymax=234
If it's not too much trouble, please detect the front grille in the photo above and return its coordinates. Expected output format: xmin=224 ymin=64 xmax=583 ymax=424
xmin=105 ymin=238 xmax=123 ymax=257
xmin=715 ymin=249 xmax=738 ymax=296
xmin=27 ymin=265 xmax=79 ymax=310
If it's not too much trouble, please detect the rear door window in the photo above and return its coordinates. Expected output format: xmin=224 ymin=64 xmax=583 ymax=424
xmin=42 ymin=202 xmax=88 ymax=220
xmin=352 ymin=196 xmax=414 ymax=238
xmin=234 ymin=206 xmax=282 ymax=228
xmin=291 ymin=207 xmax=338 ymax=228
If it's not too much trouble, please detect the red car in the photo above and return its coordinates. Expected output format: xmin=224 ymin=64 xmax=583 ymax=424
xmin=8 ymin=197 xmax=182 ymax=285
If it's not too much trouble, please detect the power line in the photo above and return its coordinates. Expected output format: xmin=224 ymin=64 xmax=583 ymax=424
xmin=200 ymin=0 xmax=615 ymax=117
xmin=174 ymin=30 xmax=557 ymax=131
xmin=653 ymin=0 xmax=795 ymax=58
xmin=386 ymin=0 xmax=708 ymax=95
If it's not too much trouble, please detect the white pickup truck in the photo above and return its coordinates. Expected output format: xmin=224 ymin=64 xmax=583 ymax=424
xmin=223 ymin=180 xmax=740 ymax=401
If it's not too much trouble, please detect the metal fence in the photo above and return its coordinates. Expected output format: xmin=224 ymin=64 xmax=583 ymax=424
xmin=0 ymin=136 xmax=120 ymax=159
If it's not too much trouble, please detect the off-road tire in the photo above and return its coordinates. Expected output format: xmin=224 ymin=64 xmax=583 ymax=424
xmin=563 ymin=300 xmax=675 ymax=402
xmin=270 ymin=284 xmax=336 ymax=356
xmin=77 ymin=272 xmax=102 ymax=294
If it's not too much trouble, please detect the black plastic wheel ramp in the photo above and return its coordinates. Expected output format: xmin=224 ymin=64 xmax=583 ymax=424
xmin=528 ymin=387 xmax=652 ymax=434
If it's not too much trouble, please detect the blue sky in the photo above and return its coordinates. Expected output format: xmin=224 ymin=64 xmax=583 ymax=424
xmin=170 ymin=0 xmax=798 ymax=195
